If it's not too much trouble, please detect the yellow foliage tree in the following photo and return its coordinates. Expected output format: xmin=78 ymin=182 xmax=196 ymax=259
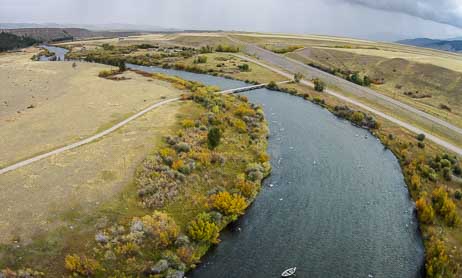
xmin=210 ymin=191 xmax=248 ymax=217
xmin=187 ymin=212 xmax=220 ymax=244
xmin=415 ymin=196 xmax=435 ymax=224
xmin=410 ymin=174 xmax=421 ymax=190
xmin=432 ymin=186 xmax=460 ymax=226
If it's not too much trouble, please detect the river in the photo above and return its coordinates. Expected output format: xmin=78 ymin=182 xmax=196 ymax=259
xmin=129 ymin=65 xmax=425 ymax=278
xmin=42 ymin=46 xmax=425 ymax=277
xmin=39 ymin=45 xmax=69 ymax=61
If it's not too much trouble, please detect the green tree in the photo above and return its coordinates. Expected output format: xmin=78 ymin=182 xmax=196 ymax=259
xmin=208 ymin=127 xmax=221 ymax=149
xmin=363 ymin=75 xmax=371 ymax=86
xmin=238 ymin=63 xmax=250 ymax=72
xmin=351 ymin=111 xmax=365 ymax=123
xmin=294 ymin=72 xmax=303 ymax=83
xmin=118 ymin=60 xmax=126 ymax=72
xmin=266 ymin=81 xmax=279 ymax=90
xmin=348 ymin=72 xmax=363 ymax=85
xmin=313 ymin=78 xmax=325 ymax=92
xmin=416 ymin=133 xmax=426 ymax=141
xmin=194 ymin=56 xmax=208 ymax=64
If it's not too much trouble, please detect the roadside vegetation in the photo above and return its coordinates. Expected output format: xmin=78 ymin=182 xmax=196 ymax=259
xmin=263 ymin=44 xmax=304 ymax=54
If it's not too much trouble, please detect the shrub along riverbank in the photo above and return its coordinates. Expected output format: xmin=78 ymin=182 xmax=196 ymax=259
xmin=268 ymin=80 xmax=462 ymax=278
xmin=0 ymin=72 xmax=269 ymax=277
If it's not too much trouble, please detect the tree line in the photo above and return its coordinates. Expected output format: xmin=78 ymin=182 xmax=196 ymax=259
xmin=0 ymin=32 xmax=40 ymax=52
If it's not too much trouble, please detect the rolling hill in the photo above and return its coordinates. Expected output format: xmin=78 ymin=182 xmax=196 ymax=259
xmin=397 ymin=38 xmax=462 ymax=53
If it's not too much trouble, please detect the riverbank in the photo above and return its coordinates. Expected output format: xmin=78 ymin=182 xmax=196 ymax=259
xmin=1 ymin=70 xmax=270 ymax=277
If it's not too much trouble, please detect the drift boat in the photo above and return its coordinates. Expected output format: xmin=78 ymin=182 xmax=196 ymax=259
xmin=281 ymin=267 xmax=296 ymax=277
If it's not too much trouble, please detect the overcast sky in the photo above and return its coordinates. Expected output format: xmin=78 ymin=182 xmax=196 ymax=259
xmin=2 ymin=0 xmax=462 ymax=40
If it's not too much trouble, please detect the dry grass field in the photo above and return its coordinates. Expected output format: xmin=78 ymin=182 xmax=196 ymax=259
xmin=288 ymin=48 xmax=462 ymax=126
xmin=0 ymin=101 xmax=186 ymax=244
xmin=0 ymin=49 xmax=182 ymax=167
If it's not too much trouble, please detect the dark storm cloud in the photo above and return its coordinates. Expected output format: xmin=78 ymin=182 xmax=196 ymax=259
xmin=1 ymin=0 xmax=462 ymax=40
xmin=340 ymin=0 xmax=462 ymax=28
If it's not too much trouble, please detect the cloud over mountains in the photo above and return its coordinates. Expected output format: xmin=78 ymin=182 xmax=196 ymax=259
xmin=340 ymin=0 xmax=462 ymax=28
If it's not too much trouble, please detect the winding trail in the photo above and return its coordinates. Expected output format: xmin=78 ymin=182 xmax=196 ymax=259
xmin=0 ymin=82 xmax=287 ymax=175
xmin=230 ymin=53 xmax=462 ymax=156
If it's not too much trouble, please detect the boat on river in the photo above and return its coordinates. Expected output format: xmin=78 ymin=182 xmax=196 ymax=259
xmin=281 ymin=267 xmax=296 ymax=277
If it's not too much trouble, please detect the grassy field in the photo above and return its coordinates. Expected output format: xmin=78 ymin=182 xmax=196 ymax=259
xmin=0 ymin=100 xmax=196 ymax=274
xmin=177 ymin=52 xmax=287 ymax=83
xmin=0 ymin=49 xmax=183 ymax=168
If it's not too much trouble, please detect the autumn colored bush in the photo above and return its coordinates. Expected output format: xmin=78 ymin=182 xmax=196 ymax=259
xmin=432 ymin=186 xmax=460 ymax=227
xmin=187 ymin=212 xmax=220 ymax=244
xmin=232 ymin=118 xmax=247 ymax=133
xmin=176 ymin=246 xmax=197 ymax=265
xmin=64 ymin=254 xmax=101 ymax=276
xmin=172 ymin=159 xmax=184 ymax=171
xmin=181 ymin=119 xmax=195 ymax=128
xmin=115 ymin=242 xmax=140 ymax=257
xmin=234 ymin=104 xmax=256 ymax=117
xmin=410 ymin=174 xmax=421 ymax=190
xmin=138 ymin=211 xmax=179 ymax=248
xmin=425 ymin=237 xmax=453 ymax=278
xmin=210 ymin=191 xmax=248 ymax=217
xmin=236 ymin=174 xmax=258 ymax=198
xmin=415 ymin=196 xmax=435 ymax=224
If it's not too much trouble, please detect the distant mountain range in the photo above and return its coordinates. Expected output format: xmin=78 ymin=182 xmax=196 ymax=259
xmin=0 ymin=28 xmax=147 ymax=42
xmin=0 ymin=22 xmax=180 ymax=32
xmin=397 ymin=38 xmax=462 ymax=53
xmin=0 ymin=22 xmax=184 ymax=42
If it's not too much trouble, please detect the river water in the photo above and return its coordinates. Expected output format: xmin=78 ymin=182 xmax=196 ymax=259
xmin=42 ymin=46 xmax=425 ymax=277
xmin=39 ymin=45 xmax=69 ymax=61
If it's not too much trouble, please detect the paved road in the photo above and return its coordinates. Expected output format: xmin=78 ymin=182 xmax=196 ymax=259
xmin=229 ymin=36 xmax=462 ymax=137
xmin=232 ymin=54 xmax=462 ymax=156
xmin=0 ymin=81 xmax=290 ymax=175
